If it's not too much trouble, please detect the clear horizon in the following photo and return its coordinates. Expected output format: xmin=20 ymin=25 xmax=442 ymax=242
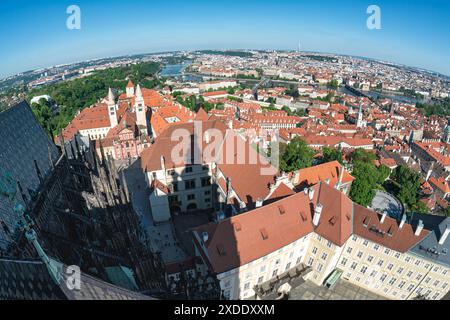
xmin=1 ymin=0 xmax=449 ymax=78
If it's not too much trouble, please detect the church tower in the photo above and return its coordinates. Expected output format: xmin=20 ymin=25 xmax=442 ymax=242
xmin=135 ymin=84 xmax=147 ymax=130
xmin=356 ymin=104 xmax=365 ymax=128
xmin=108 ymin=88 xmax=118 ymax=128
xmin=126 ymin=80 xmax=135 ymax=98
xmin=443 ymin=119 xmax=450 ymax=144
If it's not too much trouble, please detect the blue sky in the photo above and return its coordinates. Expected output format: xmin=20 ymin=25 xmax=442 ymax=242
xmin=1 ymin=0 xmax=449 ymax=78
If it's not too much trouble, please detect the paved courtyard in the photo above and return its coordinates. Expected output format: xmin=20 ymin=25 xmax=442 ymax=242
xmin=289 ymin=279 xmax=387 ymax=300
xmin=371 ymin=190 xmax=404 ymax=220
xmin=121 ymin=158 xmax=187 ymax=264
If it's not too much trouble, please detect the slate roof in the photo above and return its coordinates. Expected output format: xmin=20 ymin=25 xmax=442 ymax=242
xmin=409 ymin=216 xmax=450 ymax=268
xmin=0 ymin=101 xmax=60 ymax=250
xmin=0 ymin=257 xmax=154 ymax=300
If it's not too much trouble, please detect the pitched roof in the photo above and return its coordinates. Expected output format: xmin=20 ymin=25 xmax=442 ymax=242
xmin=193 ymin=186 xmax=317 ymax=274
xmin=294 ymin=161 xmax=354 ymax=189
xmin=314 ymin=183 xmax=353 ymax=246
xmin=353 ymin=204 xmax=429 ymax=253
xmin=141 ymin=120 xmax=228 ymax=172
xmin=195 ymin=107 xmax=209 ymax=121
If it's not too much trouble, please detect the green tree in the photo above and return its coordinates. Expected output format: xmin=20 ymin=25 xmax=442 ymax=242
xmin=279 ymin=137 xmax=314 ymax=172
xmin=392 ymin=166 xmax=421 ymax=209
xmin=349 ymin=162 xmax=379 ymax=206
xmin=376 ymin=165 xmax=391 ymax=184
xmin=351 ymin=149 xmax=376 ymax=164
xmin=321 ymin=147 xmax=343 ymax=165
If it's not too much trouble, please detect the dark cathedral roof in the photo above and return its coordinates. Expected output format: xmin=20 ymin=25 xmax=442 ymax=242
xmin=0 ymin=257 xmax=153 ymax=300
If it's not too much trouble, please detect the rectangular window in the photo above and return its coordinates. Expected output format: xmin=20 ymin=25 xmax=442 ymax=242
xmin=187 ymin=194 xmax=196 ymax=201
xmin=367 ymin=256 xmax=374 ymax=263
xmin=361 ymin=266 xmax=367 ymax=274
xmin=185 ymin=166 xmax=193 ymax=173
xmin=307 ymin=258 xmax=314 ymax=266
xmin=258 ymin=276 xmax=264 ymax=284
xmin=201 ymin=177 xmax=211 ymax=187
xmin=351 ymin=262 xmax=358 ymax=270
xmin=317 ymin=264 xmax=323 ymax=272
xmin=341 ymin=258 xmax=348 ymax=266
xmin=388 ymin=278 xmax=397 ymax=286
xmin=285 ymin=263 xmax=292 ymax=271
xmin=347 ymin=247 xmax=353 ymax=254
xmin=185 ymin=179 xmax=196 ymax=190
xmin=312 ymin=247 xmax=318 ymax=255
xmin=357 ymin=251 xmax=363 ymax=258
xmin=321 ymin=253 xmax=328 ymax=260
xmin=272 ymin=269 xmax=279 ymax=277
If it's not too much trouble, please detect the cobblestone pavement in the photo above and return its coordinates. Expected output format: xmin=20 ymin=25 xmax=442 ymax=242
xmin=121 ymin=159 xmax=187 ymax=264
xmin=289 ymin=280 xmax=387 ymax=300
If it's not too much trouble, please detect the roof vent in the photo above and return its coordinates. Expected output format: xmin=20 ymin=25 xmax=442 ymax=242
xmin=260 ymin=228 xmax=269 ymax=240
xmin=278 ymin=205 xmax=286 ymax=215
xmin=234 ymin=222 xmax=242 ymax=232
xmin=299 ymin=211 xmax=307 ymax=222
xmin=363 ymin=216 xmax=370 ymax=227
xmin=217 ymin=244 xmax=226 ymax=256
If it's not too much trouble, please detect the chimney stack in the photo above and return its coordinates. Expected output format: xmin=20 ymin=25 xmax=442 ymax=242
xmin=415 ymin=220 xmax=424 ymax=236
xmin=380 ymin=212 xmax=388 ymax=224
xmin=202 ymin=232 xmax=209 ymax=243
xmin=313 ymin=203 xmax=323 ymax=227
xmin=160 ymin=156 xmax=166 ymax=172
xmin=399 ymin=214 xmax=407 ymax=229
xmin=336 ymin=166 xmax=345 ymax=190
xmin=439 ymin=225 xmax=450 ymax=245
xmin=308 ymin=188 xmax=315 ymax=201
xmin=256 ymin=198 xmax=264 ymax=208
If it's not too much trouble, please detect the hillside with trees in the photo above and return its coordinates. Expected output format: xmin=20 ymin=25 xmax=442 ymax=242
xmin=27 ymin=61 xmax=161 ymax=137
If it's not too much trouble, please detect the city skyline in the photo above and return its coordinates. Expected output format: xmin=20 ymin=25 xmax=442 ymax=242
xmin=1 ymin=0 xmax=449 ymax=78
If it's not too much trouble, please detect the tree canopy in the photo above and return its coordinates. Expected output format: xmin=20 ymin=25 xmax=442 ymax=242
xmin=279 ymin=137 xmax=314 ymax=172
xmin=392 ymin=166 xmax=421 ymax=210
xmin=321 ymin=147 xmax=344 ymax=165
xmin=27 ymin=61 xmax=161 ymax=137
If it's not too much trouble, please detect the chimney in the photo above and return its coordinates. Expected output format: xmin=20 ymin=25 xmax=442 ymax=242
xmin=308 ymin=188 xmax=315 ymax=201
xmin=438 ymin=225 xmax=450 ymax=245
xmin=205 ymin=131 xmax=211 ymax=144
xmin=202 ymin=232 xmax=209 ymax=243
xmin=426 ymin=162 xmax=434 ymax=181
xmin=256 ymin=198 xmax=264 ymax=208
xmin=380 ymin=212 xmax=388 ymax=224
xmin=160 ymin=156 xmax=166 ymax=172
xmin=415 ymin=220 xmax=424 ymax=236
xmin=399 ymin=214 xmax=407 ymax=229
xmin=303 ymin=188 xmax=308 ymax=195
xmin=336 ymin=166 xmax=345 ymax=190
xmin=313 ymin=203 xmax=323 ymax=226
